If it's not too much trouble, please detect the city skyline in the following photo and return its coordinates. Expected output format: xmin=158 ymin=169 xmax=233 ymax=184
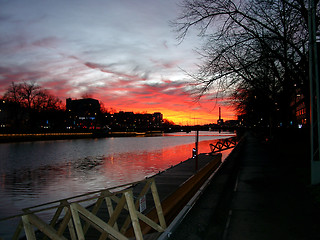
xmin=0 ymin=0 xmax=236 ymax=125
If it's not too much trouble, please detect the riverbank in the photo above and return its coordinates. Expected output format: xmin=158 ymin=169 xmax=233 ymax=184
xmin=0 ymin=131 xmax=164 ymax=143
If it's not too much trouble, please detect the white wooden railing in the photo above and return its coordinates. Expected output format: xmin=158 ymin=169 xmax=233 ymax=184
xmin=1 ymin=178 xmax=166 ymax=240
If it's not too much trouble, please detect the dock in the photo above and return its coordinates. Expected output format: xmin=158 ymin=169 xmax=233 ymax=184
xmin=3 ymin=152 xmax=223 ymax=240
xmin=131 ymin=153 xmax=222 ymax=238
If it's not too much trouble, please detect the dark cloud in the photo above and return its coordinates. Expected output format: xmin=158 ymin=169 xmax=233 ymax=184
xmin=32 ymin=37 xmax=60 ymax=48
xmin=0 ymin=66 xmax=47 ymax=92
xmin=85 ymin=62 xmax=150 ymax=82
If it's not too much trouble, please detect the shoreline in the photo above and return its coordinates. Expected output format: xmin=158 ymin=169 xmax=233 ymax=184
xmin=0 ymin=131 xmax=164 ymax=143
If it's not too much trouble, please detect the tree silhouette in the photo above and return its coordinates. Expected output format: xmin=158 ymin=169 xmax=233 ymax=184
xmin=173 ymin=0 xmax=319 ymax=127
xmin=3 ymin=82 xmax=62 ymax=130
xmin=4 ymin=82 xmax=62 ymax=111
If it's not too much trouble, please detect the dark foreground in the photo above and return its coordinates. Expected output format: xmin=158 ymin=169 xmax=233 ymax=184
xmin=168 ymin=131 xmax=320 ymax=240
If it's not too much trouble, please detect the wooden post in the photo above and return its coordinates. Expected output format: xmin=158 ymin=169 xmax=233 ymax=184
xmin=21 ymin=216 xmax=36 ymax=240
xmin=120 ymin=179 xmax=152 ymax=233
xmin=124 ymin=190 xmax=144 ymax=240
xmin=70 ymin=204 xmax=85 ymax=240
xmin=105 ymin=197 xmax=119 ymax=230
xmin=62 ymin=207 xmax=77 ymax=240
xmin=12 ymin=220 xmax=23 ymax=240
xmin=150 ymin=179 xmax=167 ymax=229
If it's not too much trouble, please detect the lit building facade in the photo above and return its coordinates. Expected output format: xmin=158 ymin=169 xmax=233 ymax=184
xmin=66 ymin=98 xmax=101 ymax=129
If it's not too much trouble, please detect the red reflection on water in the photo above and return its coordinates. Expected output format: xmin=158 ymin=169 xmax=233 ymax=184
xmin=99 ymin=139 xmax=219 ymax=185
xmin=0 ymin=139 xmax=226 ymax=201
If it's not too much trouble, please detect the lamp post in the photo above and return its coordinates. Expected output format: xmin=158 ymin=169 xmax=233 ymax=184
xmin=308 ymin=0 xmax=320 ymax=184
xmin=195 ymin=127 xmax=199 ymax=171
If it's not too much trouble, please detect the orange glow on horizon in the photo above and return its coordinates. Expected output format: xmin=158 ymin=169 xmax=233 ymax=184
xmin=109 ymin=105 xmax=236 ymax=125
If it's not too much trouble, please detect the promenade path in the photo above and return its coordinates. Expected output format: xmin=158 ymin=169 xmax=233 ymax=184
xmin=169 ymin=132 xmax=320 ymax=240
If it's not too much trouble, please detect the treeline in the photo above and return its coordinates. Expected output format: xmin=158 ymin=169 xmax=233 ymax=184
xmin=0 ymin=82 xmax=65 ymax=132
xmin=0 ymin=82 xmax=175 ymax=133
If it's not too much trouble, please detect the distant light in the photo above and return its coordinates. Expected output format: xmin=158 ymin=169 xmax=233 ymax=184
xmin=298 ymin=124 xmax=303 ymax=129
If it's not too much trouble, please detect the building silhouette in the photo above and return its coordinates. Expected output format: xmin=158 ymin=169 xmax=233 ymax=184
xmin=66 ymin=98 xmax=101 ymax=130
xmin=105 ymin=111 xmax=163 ymax=132
xmin=65 ymin=98 xmax=163 ymax=132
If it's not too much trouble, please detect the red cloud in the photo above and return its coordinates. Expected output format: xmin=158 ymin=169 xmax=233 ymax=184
xmin=0 ymin=62 xmax=236 ymax=125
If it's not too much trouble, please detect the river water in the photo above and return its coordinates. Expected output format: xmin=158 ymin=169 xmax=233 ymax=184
xmin=0 ymin=131 xmax=235 ymax=238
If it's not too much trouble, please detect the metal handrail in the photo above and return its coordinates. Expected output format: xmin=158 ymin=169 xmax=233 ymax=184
xmin=210 ymin=137 xmax=237 ymax=153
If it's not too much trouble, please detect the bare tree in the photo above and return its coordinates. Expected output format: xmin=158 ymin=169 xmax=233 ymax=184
xmin=33 ymin=89 xmax=62 ymax=111
xmin=2 ymin=82 xmax=63 ymax=130
xmin=3 ymin=82 xmax=24 ymax=105
xmin=3 ymin=82 xmax=62 ymax=111
xmin=173 ymin=0 xmax=319 ymax=126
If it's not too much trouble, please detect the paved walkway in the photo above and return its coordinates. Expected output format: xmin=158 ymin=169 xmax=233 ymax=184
xmin=169 ymin=132 xmax=320 ymax=240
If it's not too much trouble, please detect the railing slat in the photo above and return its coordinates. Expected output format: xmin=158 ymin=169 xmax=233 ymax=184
xmin=27 ymin=214 xmax=68 ymax=240
xmin=151 ymin=179 xmax=166 ymax=229
xmin=22 ymin=215 xmax=36 ymax=240
xmin=120 ymin=178 xmax=152 ymax=233
xmin=124 ymin=190 xmax=144 ymax=240
xmin=70 ymin=203 xmax=85 ymax=240
xmin=71 ymin=203 xmax=129 ymax=240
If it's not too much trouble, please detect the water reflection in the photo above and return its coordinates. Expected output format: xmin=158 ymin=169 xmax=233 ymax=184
xmin=0 ymin=132 xmax=235 ymax=238
xmin=1 ymin=141 xmax=218 ymax=197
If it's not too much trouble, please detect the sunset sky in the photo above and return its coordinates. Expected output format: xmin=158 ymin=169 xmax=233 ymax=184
xmin=0 ymin=0 xmax=236 ymax=125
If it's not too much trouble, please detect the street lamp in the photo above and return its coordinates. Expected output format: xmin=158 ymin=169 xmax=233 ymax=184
xmin=308 ymin=0 xmax=320 ymax=184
